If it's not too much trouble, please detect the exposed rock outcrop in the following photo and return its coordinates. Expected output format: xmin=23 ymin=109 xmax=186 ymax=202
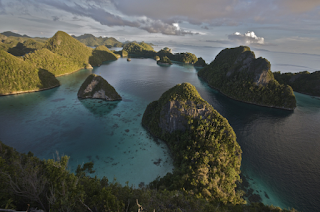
xmin=85 ymin=63 xmax=93 ymax=69
xmin=154 ymin=56 xmax=160 ymax=61
xmin=158 ymin=100 xmax=211 ymax=133
xmin=77 ymin=74 xmax=121 ymax=101
xmin=198 ymin=46 xmax=296 ymax=110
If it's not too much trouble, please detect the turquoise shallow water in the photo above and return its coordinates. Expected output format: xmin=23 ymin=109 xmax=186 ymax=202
xmin=0 ymin=54 xmax=320 ymax=211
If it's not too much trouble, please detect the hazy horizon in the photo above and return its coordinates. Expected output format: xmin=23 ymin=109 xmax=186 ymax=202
xmin=1 ymin=0 xmax=320 ymax=56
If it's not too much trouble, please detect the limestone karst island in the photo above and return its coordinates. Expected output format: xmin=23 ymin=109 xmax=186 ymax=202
xmin=0 ymin=26 xmax=319 ymax=212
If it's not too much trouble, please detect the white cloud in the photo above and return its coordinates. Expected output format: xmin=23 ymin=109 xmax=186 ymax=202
xmin=228 ymin=31 xmax=265 ymax=44
xmin=139 ymin=19 xmax=197 ymax=35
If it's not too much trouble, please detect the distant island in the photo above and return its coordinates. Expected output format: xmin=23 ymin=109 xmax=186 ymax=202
xmin=274 ymin=71 xmax=320 ymax=97
xmin=198 ymin=46 xmax=297 ymax=110
xmin=157 ymin=56 xmax=172 ymax=65
xmin=72 ymin=33 xmax=123 ymax=48
xmin=142 ymin=82 xmax=244 ymax=204
xmin=121 ymin=42 xmax=206 ymax=65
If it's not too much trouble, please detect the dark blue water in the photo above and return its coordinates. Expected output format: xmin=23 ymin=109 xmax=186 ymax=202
xmin=0 ymin=55 xmax=320 ymax=211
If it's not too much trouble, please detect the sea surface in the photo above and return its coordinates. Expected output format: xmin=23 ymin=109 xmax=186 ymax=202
xmin=0 ymin=46 xmax=319 ymax=212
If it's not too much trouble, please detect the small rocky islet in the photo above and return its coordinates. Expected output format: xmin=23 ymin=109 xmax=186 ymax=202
xmin=77 ymin=74 xmax=122 ymax=101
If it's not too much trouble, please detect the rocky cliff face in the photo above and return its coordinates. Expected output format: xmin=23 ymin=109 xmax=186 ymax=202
xmin=159 ymin=100 xmax=211 ymax=133
xmin=77 ymin=74 xmax=121 ymax=101
xmin=198 ymin=46 xmax=296 ymax=110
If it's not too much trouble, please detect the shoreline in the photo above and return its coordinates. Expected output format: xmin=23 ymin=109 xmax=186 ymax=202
xmin=0 ymin=84 xmax=60 ymax=96
xmin=198 ymin=76 xmax=295 ymax=111
xmin=0 ymin=66 xmax=92 ymax=97
xmin=55 ymin=67 xmax=87 ymax=77
xmin=293 ymin=90 xmax=320 ymax=98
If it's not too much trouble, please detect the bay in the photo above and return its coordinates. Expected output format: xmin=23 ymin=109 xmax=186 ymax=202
xmin=0 ymin=47 xmax=319 ymax=212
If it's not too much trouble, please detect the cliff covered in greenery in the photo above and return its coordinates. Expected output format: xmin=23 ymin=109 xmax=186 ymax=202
xmin=122 ymin=42 xmax=156 ymax=58
xmin=194 ymin=57 xmax=207 ymax=67
xmin=77 ymin=74 xmax=122 ymax=101
xmin=198 ymin=46 xmax=296 ymax=110
xmin=24 ymin=48 xmax=80 ymax=76
xmin=0 ymin=50 xmax=60 ymax=95
xmin=0 ymin=36 xmax=46 ymax=56
xmin=274 ymin=71 xmax=320 ymax=97
xmin=157 ymin=56 xmax=172 ymax=65
xmin=89 ymin=45 xmax=119 ymax=67
xmin=44 ymin=31 xmax=93 ymax=69
xmin=142 ymin=83 xmax=244 ymax=204
xmin=157 ymin=49 xmax=199 ymax=64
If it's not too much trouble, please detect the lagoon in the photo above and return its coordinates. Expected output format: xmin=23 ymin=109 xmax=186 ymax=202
xmin=0 ymin=48 xmax=319 ymax=212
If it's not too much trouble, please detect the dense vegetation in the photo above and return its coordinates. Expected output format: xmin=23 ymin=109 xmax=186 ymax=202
xmin=24 ymin=48 xmax=80 ymax=76
xmin=1 ymin=31 xmax=30 ymax=38
xmin=77 ymin=74 xmax=122 ymax=100
xmin=122 ymin=42 xmax=156 ymax=58
xmin=0 ymin=35 xmax=46 ymax=56
xmin=157 ymin=49 xmax=199 ymax=64
xmin=0 ymin=50 xmax=60 ymax=95
xmin=89 ymin=45 xmax=119 ymax=67
xmin=72 ymin=34 xmax=123 ymax=48
xmin=1 ymin=31 xmax=123 ymax=95
xmin=122 ymin=44 xmax=200 ymax=65
xmin=198 ymin=46 xmax=296 ymax=110
xmin=157 ymin=56 xmax=172 ymax=65
xmin=194 ymin=57 xmax=207 ymax=67
xmin=142 ymin=83 xmax=244 ymax=204
xmin=0 ymin=140 xmax=298 ymax=212
xmin=274 ymin=71 xmax=320 ymax=97
xmin=114 ymin=50 xmax=128 ymax=58
xmin=44 ymin=31 xmax=93 ymax=69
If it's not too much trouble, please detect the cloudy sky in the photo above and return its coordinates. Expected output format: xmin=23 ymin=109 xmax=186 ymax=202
xmin=1 ymin=0 xmax=320 ymax=54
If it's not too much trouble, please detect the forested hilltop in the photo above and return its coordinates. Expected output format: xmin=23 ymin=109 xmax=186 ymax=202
xmin=0 ymin=31 xmax=119 ymax=95
xmin=274 ymin=71 xmax=320 ymax=97
xmin=0 ymin=31 xmax=47 ymax=56
xmin=198 ymin=46 xmax=296 ymax=110
xmin=0 ymin=50 xmax=60 ymax=95
xmin=142 ymin=83 xmax=244 ymax=204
